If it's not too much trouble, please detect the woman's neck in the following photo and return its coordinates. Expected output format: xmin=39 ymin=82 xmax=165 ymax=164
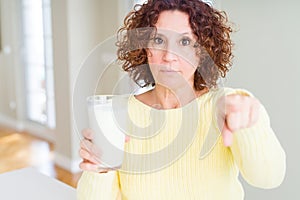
xmin=150 ymin=84 xmax=207 ymax=109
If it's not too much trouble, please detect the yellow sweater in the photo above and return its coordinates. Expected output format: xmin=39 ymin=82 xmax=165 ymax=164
xmin=77 ymin=88 xmax=286 ymax=200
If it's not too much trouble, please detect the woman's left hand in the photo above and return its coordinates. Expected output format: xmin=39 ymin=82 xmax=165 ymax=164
xmin=217 ymin=94 xmax=261 ymax=146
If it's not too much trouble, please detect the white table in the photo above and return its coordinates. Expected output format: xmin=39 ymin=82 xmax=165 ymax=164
xmin=0 ymin=167 xmax=76 ymax=200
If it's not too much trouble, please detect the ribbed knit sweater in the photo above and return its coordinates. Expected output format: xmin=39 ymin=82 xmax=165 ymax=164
xmin=77 ymin=88 xmax=286 ymax=200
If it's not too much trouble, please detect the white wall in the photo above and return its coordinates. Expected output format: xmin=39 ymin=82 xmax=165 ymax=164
xmin=222 ymin=0 xmax=300 ymax=199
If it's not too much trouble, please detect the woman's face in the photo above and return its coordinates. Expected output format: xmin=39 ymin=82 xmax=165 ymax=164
xmin=147 ymin=10 xmax=200 ymax=90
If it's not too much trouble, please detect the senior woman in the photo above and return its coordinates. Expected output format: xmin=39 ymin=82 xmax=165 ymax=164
xmin=77 ymin=0 xmax=286 ymax=199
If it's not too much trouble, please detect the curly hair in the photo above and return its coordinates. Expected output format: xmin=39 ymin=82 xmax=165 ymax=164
xmin=117 ymin=0 xmax=233 ymax=90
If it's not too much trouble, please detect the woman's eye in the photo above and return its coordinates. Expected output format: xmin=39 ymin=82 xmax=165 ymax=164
xmin=153 ymin=37 xmax=164 ymax=45
xmin=180 ymin=38 xmax=191 ymax=46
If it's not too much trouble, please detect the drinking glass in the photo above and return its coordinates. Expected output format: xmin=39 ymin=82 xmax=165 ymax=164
xmin=86 ymin=95 xmax=126 ymax=169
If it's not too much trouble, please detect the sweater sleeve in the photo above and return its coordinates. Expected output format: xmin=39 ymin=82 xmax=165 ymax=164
xmin=77 ymin=170 xmax=121 ymax=200
xmin=229 ymin=96 xmax=286 ymax=189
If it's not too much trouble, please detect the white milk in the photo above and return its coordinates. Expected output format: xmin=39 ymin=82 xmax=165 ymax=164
xmin=87 ymin=95 xmax=126 ymax=169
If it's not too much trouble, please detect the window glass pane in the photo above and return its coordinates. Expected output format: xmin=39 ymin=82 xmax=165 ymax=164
xmin=25 ymin=66 xmax=45 ymax=93
xmin=22 ymin=0 xmax=42 ymax=7
xmin=42 ymin=5 xmax=52 ymax=37
xmin=44 ymin=38 xmax=53 ymax=67
xmin=23 ymin=37 xmax=45 ymax=65
xmin=47 ymin=98 xmax=55 ymax=128
xmin=27 ymin=92 xmax=47 ymax=124
xmin=134 ymin=0 xmax=147 ymax=5
xmin=43 ymin=0 xmax=51 ymax=7
xmin=22 ymin=4 xmax=43 ymax=36
xmin=46 ymin=68 xmax=54 ymax=97
xmin=22 ymin=0 xmax=56 ymax=128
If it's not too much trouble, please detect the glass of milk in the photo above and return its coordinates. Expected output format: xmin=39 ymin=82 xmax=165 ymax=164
xmin=86 ymin=95 xmax=126 ymax=170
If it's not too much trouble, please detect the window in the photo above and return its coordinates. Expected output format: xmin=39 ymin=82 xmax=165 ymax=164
xmin=21 ymin=0 xmax=55 ymax=128
xmin=134 ymin=0 xmax=147 ymax=5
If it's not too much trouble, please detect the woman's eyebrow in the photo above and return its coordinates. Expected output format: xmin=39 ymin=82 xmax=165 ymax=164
xmin=180 ymin=32 xmax=191 ymax=35
xmin=155 ymin=31 xmax=193 ymax=37
xmin=180 ymin=32 xmax=195 ymax=37
xmin=154 ymin=32 xmax=166 ymax=37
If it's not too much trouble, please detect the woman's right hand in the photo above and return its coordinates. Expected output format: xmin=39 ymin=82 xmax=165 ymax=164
xmin=79 ymin=128 xmax=130 ymax=173
xmin=79 ymin=128 xmax=108 ymax=173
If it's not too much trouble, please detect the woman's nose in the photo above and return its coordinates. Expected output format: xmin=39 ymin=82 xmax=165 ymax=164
xmin=162 ymin=45 xmax=179 ymax=62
